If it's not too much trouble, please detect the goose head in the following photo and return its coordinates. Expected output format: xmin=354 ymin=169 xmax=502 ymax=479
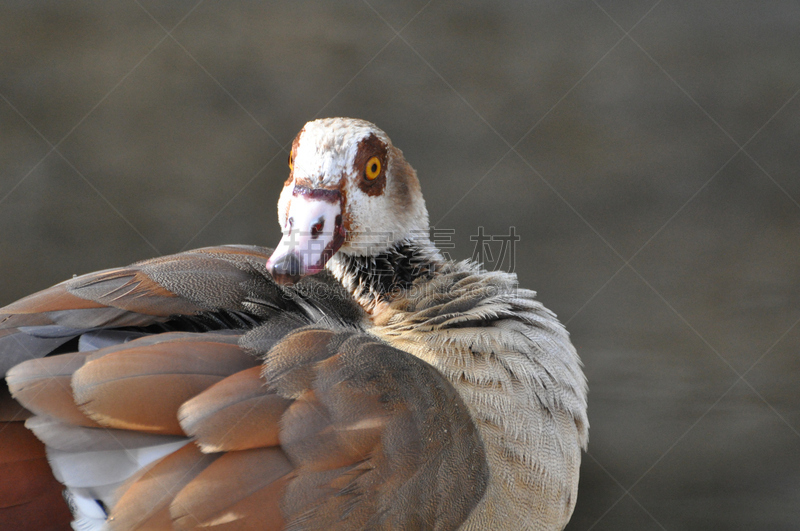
xmin=267 ymin=118 xmax=430 ymax=284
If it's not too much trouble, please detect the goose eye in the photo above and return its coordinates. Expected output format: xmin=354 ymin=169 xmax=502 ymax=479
xmin=365 ymin=156 xmax=381 ymax=180
xmin=288 ymin=152 xmax=294 ymax=171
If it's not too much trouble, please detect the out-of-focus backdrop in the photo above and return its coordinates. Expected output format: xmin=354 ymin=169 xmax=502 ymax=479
xmin=1 ymin=1 xmax=798 ymax=529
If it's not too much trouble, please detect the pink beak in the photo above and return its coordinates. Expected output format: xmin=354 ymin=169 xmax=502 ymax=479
xmin=266 ymin=188 xmax=346 ymax=285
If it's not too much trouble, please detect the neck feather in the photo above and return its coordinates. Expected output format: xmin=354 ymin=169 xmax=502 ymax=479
xmin=328 ymin=237 xmax=442 ymax=312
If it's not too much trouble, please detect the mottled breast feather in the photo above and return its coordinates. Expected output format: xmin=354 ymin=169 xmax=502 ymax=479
xmin=370 ymin=260 xmax=588 ymax=530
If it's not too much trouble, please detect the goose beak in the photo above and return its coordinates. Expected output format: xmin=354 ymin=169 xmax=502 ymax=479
xmin=267 ymin=190 xmax=346 ymax=285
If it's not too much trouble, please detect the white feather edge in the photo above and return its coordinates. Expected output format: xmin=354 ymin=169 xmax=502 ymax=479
xmin=25 ymin=415 xmax=190 ymax=529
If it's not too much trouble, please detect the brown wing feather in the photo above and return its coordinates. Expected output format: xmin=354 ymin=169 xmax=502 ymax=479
xmin=108 ymin=443 xmax=220 ymax=531
xmin=259 ymin=327 xmax=489 ymax=530
xmin=179 ymin=366 xmax=292 ymax=453
xmin=1 ymin=282 xmax=108 ymax=315
xmin=156 ymin=325 xmax=488 ymax=530
xmin=279 ymin=386 xmax=384 ymax=474
xmin=64 ymin=245 xmax=279 ymax=318
xmin=66 ymin=268 xmax=203 ymax=318
xmin=72 ymin=333 xmax=257 ymax=435
xmin=6 ymin=353 xmax=100 ymax=427
xmin=0 ymin=246 xmax=279 ymax=377
xmin=169 ymin=448 xmax=293 ymax=531
xmin=0 ymin=276 xmax=175 ymax=333
xmin=260 ymin=328 xmax=340 ymax=398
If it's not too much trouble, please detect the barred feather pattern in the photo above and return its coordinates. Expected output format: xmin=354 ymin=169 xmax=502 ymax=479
xmin=335 ymin=247 xmax=588 ymax=531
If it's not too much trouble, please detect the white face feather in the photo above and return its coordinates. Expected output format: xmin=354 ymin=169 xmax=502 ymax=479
xmin=291 ymin=118 xmax=385 ymax=188
xmin=277 ymin=117 xmax=429 ymax=259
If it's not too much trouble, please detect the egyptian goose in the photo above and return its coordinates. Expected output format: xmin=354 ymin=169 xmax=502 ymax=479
xmin=0 ymin=117 xmax=588 ymax=530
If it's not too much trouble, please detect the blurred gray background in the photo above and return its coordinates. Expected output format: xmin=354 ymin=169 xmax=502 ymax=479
xmin=1 ymin=1 xmax=798 ymax=529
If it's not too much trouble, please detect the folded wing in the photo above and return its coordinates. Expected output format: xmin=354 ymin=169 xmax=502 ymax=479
xmin=1 ymin=246 xmax=488 ymax=530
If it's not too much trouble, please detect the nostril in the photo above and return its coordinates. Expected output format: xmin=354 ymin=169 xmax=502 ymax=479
xmin=310 ymin=219 xmax=324 ymax=239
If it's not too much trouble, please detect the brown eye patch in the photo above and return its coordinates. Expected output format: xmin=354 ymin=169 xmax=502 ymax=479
xmin=354 ymin=133 xmax=388 ymax=197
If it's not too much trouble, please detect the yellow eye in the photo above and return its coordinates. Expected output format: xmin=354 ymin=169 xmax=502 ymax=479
xmin=288 ymin=152 xmax=294 ymax=171
xmin=365 ymin=156 xmax=381 ymax=180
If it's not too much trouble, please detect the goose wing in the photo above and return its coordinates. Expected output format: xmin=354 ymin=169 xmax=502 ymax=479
xmin=1 ymin=247 xmax=488 ymax=530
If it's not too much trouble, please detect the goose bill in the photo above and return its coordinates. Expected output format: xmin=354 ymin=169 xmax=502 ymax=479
xmin=267 ymin=193 xmax=346 ymax=285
